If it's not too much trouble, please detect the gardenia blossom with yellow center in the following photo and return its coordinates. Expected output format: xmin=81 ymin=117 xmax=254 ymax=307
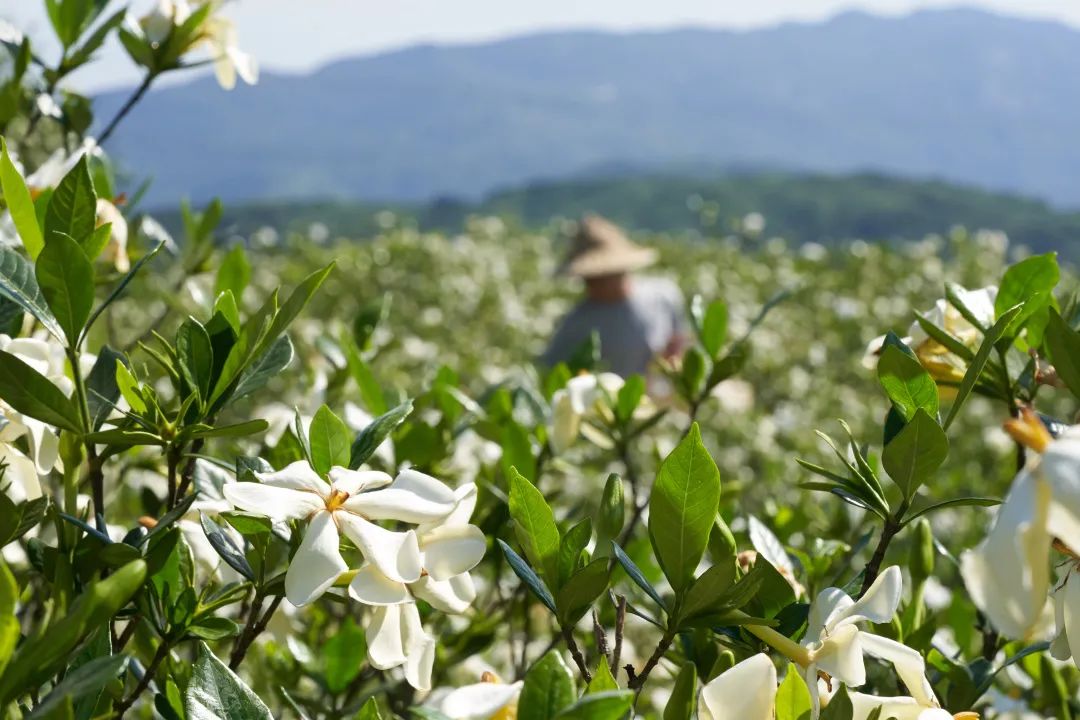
xmin=223 ymin=461 xmax=460 ymax=607
xmin=961 ymin=411 xmax=1080 ymax=666
xmin=863 ymin=285 xmax=997 ymax=384
xmin=430 ymin=672 xmax=521 ymax=720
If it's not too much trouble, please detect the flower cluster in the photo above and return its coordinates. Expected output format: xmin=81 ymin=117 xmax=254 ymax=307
xmin=223 ymin=460 xmax=485 ymax=690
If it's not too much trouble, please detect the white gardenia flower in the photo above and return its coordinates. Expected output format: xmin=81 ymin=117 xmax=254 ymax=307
xmin=95 ymin=199 xmax=130 ymax=272
xmin=204 ymin=14 xmax=258 ymax=90
xmin=862 ymin=285 xmax=997 ymax=378
xmin=800 ymin=566 xmax=903 ymax=709
xmin=349 ymin=483 xmax=486 ymax=691
xmin=431 ymin=675 xmax=523 ymax=720
xmin=223 ymin=462 xmax=459 ymax=606
xmin=699 ymin=653 xmax=777 ymax=720
xmin=961 ymin=416 xmax=1080 ymax=661
xmin=140 ymin=0 xmax=192 ymax=45
xmin=847 ymin=633 xmax=953 ymax=720
xmin=550 ymin=372 xmax=625 ymax=453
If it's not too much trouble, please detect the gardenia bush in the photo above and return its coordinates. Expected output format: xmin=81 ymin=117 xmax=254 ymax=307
xmin=2 ymin=3 xmax=1080 ymax=719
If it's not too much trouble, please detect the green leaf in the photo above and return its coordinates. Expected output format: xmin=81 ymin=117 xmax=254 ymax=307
xmin=903 ymin=496 xmax=1000 ymax=524
xmin=356 ymin=697 xmax=383 ymax=720
xmin=85 ymin=347 xmax=125 ymax=430
xmin=553 ymin=692 xmax=634 ymax=720
xmin=185 ymin=642 xmax=274 ymax=720
xmin=648 ymin=423 xmax=722 ymax=593
xmin=344 ymin=340 xmax=387 ymax=415
xmin=556 ymin=559 xmax=610 ymax=625
xmin=615 ymin=375 xmax=645 ymax=423
xmin=349 ymin=399 xmax=411 ymax=469
xmin=995 ymin=253 xmax=1059 ymax=334
xmin=177 ymin=316 xmax=214 ymax=401
xmin=775 ymin=665 xmax=813 ymax=720
xmin=501 ymin=422 xmax=536 ymax=485
xmin=0 ymin=560 xmax=146 ymax=706
xmin=44 ymin=156 xmax=96 ymax=249
xmin=309 ymin=405 xmax=352 ymax=476
xmin=943 ymin=304 xmax=1023 ymax=429
xmin=115 ymin=362 xmax=146 ymax=414
xmin=699 ymin=299 xmax=728 ymax=358
xmin=216 ymin=245 xmax=251 ymax=299
xmin=610 ymin=542 xmax=667 ymax=611
xmin=663 ymin=662 xmax=697 ymax=720
xmin=0 ymin=558 xmax=17 ymax=679
xmin=0 ymin=348 xmax=83 ymax=432
xmin=200 ymin=514 xmax=255 ymax=581
xmin=586 ymin=657 xmax=618 ymax=693
xmin=0 ymin=495 xmax=48 ymax=546
xmin=819 ymin=684 xmax=853 ymax=720
xmin=29 ymin=654 xmax=128 ymax=720
xmin=188 ymin=617 xmax=241 ymax=641
xmin=882 ymin=409 xmax=948 ymax=501
xmin=1046 ymin=309 xmax=1080 ymax=401
xmin=323 ymin=617 xmax=366 ymax=694
xmin=187 ymin=419 xmax=268 ymax=440
xmin=518 ymin=651 xmax=575 ymax=720
xmin=231 ymin=334 xmax=293 ymax=402
xmin=0 ymin=244 xmax=63 ymax=340
xmin=498 ymin=540 xmax=557 ymax=614
xmin=678 ymin=561 xmax=737 ymax=625
xmin=508 ymin=467 xmax=561 ymax=583
xmin=877 ymin=343 xmax=937 ymax=422
xmin=35 ymin=232 xmax=94 ymax=345
xmin=0 ymin=138 xmax=43 ymax=258
xmin=558 ymin=519 xmax=593 ymax=586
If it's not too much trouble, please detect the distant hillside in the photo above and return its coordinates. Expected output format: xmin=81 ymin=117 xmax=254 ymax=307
xmin=98 ymin=9 xmax=1080 ymax=208
xmin=199 ymin=170 xmax=1080 ymax=256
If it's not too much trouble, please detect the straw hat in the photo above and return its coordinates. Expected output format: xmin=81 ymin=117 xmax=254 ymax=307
xmin=558 ymin=214 xmax=657 ymax=278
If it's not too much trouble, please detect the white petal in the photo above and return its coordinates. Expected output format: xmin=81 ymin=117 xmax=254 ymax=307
xmin=860 ymin=632 xmax=938 ymax=709
xmin=437 ymin=680 xmax=522 ymax=720
xmin=229 ymin=48 xmax=258 ymax=85
xmin=836 ymin=566 xmax=902 ymax=628
xmin=391 ymin=469 xmax=457 ymax=504
xmin=421 ymin=524 xmax=486 ymax=581
xmin=284 ymin=510 xmax=346 ymax=606
xmin=336 ymin=512 xmax=422 ymax=583
xmin=549 ymin=390 xmax=580 ymax=454
xmin=959 ymin=470 xmax=1052 ymax=639
xmin=349 ymin=564 xmax=411 ymax=606
xmin=0 ymin=445 xmax=40 ymax=502
xmin=850 ymin=693 xmax=926 ymax=720
xmin=402 ymin=602 xmax=435 ymax=691
xmin=412 ymin=573 xmax=477 ymax=614
xmin=806 ymin=587 xmax=854 ymax=640
xmin=366 ymin=604 xmax=407 ymax=669
xmin=749 ymin=515 xmax=795 ymax=576
xmin=1051 ymin=585 xmax=1073 ymax=661
xmin=344 ymin=487 xmax=456 ymax=523
xmin=328 ymin=467 xmax=392 ymax=495
xmin=255 ymin=460 xmax=328 ymax=495
xmin=223 ymin=482 xmax=324 ymax=521
xmin=699 ymin=653 xmax=777 ymax=720
xmin=23 ymin=417 xmax=59 ymax=475
xmin=814 ymin=624 xmax=865 ymax=687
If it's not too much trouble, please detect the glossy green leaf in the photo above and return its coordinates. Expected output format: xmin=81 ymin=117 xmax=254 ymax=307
xmin=498 ymin=540 xmax=556 ymax=614
xmin=35 ymin=232 xmax=94 ymax=345
xmin=0 ymin=558 xmax=17 ymax=679
xmin=678 ymin=561 xmax=737 ymax=625
xmin=349 ymin=399 xmax=411 ymax=469
xmin=553 ymin=692 xmax=634 ymax=720
xmin=85 ymin=240 xmax=165 ymax=333
xmin=309 ymin=405 xmax=352 ymax=475
xmin=0 ymin=495 xmax=48 ymax=546
xmin=775 ymin=665 xmax=813 ymax=720
xmin=28 ymin=654 xmax=128 ymax=719
xmin=0 ymin=244 xmax=63 ymax=340
xmin=615 ymin=375 xmax=646 ymax=423
xmin=699 ymin=299 xmax=728 ymax=358
xmin=611 ymin=542 xmax=667 ymax=611
xmin=85 ymin=346 xmax=125 ymax=430
xmin=0 ymin=138 xmax=43 ymax=258
xmin=216 ymin=244 xmax=251 ymax=299
xmin=663 ymin=662 xmax=697 ymax=720
xmin=323 ymin=617 xmax=366 ymax=693
xmin=556 ymin=559 xmax=610 ymax=625
xmin=185 ymin=642 xmax=274 ymax=720
xmin=877 ymin=344 xmax=937 ymax=422
xmin=518 ymin=650 xmax=575 ymax=720
xmin=1046 ymin=309 xmax=1080 ymax=401
xmin=200 ymin=513 xmax=255 ymax=581
xmin=586 ymin=657 xmax=618 ymax=693
xmin=903 ymin=496 xmax=1000 ymax=524
xmin=943 ymin=303 xmax=1022 ymax=429
xmin=648 ymin=423 xmax=722 ymax=593
xmin=0 ymin=348 xmax=83 ymax=432
xmin=819 ymin=684 xmax=853 ymax=720
xmin=882 ymin=409 xmax=948 ymax=501
xmin=177 ymin=316 xmax=214 ymax=401
xmin=44 ymin=156 xmax=96 ymax=249
xmin=231 ymin=333 xmax=293 ymax=402
xmin=508 ymin=467 xmax=561 ymax=583
xmin=995 ymin=253 xmax=1059 ymax=334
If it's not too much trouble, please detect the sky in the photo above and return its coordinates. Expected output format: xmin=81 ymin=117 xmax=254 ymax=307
xmin=5 ymin=0 xmax=1080 ymax=93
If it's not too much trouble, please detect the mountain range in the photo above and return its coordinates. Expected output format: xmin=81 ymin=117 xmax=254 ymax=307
xmin=95 ymin=8 xmax=1080 ymax=208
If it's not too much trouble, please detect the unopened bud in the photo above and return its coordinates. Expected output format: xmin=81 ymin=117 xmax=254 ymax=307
xmin=710 ymin=650 xmax=735 ymax=681
xmin=910 ymin=518 xmax=935 ymax=581
xmin=709 ymin=515 xmax=738 ymax=563
xmin=597 ymin=473 xmax=625 ymax=541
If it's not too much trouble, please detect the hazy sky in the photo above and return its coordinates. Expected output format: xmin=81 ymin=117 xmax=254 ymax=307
xmin=6 ymin=0 xmax=1080 ymax=92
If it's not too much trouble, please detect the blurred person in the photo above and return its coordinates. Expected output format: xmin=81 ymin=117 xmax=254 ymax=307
xmin=542 ymin=214 xmax=687 ymax=377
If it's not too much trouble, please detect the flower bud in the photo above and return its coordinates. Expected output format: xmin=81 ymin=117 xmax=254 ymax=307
xmin=910 ymin=518 xmax=935 ymax=581
xmin=597 ymin=473 xmax=625 ymax=541
xmin=709 ymin=515 xmax=738 ymax=563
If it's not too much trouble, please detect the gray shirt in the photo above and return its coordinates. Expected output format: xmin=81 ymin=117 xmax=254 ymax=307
xmin=542 ymin=277 xmax=688 ymax=377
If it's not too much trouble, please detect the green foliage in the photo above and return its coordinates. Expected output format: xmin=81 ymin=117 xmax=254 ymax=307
xmin=185 ymin=643 xmax=273 ymax=720
xmin=519 ymin=651 xmax=576 ymax=720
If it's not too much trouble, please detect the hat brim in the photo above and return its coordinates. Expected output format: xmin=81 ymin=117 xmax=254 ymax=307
xmin=560 ymin=247 xmax=657 ymax=278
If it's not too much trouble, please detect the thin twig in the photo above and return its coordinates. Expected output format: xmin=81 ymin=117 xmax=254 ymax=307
xmin=561 ymin=625 xmax=592 ymax=683
xmin=114 ymin=638 xmax=171 ymax=717
xmin=98 ymin=72 xmax=156 ymax=147
xmin=627 ymin=631 xmax=674 ymax=691
xmin=612 ymin=596 xmax=626 ymax=682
